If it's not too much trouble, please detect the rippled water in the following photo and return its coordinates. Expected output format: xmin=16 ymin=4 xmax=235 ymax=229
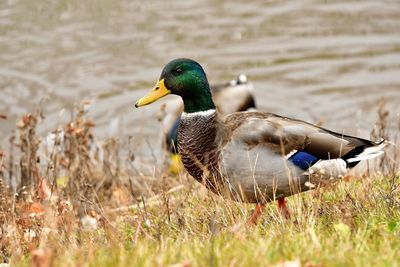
xmin=1 ymin=0 xmax=399 ymax=164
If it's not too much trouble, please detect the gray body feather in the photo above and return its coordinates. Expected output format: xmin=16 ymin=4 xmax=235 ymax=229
xmin=178 ymin=110 xmax=385 ymax=203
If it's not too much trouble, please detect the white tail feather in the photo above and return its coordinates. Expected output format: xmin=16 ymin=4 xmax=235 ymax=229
xmin=347 ymin=140 xmax=387 ymax=163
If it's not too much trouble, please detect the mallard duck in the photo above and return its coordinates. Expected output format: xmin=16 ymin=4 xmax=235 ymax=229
xmin=135 ymin=58 xmax=386 ymax=223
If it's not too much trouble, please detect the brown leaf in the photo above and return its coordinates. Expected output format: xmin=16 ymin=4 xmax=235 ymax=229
xmin=74 ymin=127 xmax=84 ymax=135
xmin=17 ymin=114 xmax=32 ymax=128
xmin=31 ymin=248 xmax=51 ymax=267
xmin=60 ymin=158 xmax=69 ymax=168
xmin=22 ymin=114 xmax=31 ymax=124
xmin=16 ymin=217 xmax=31 ymax=228
xmin=38 ymin=179 xmax=51 ymax=201
xmin=66 ymin=122 xmax=76 ymax=134
xmin=58 ymin=200 xmax=72 ymax=214
xmin=66 ymin=121 xmax=85 ymax=135
xmin=23 ymin=202 xmax=45 ymax=217
xmin=84 ymin=120 xmax=96 ymax=128
xmin=88 ymin=210 xmax=100 ymax=220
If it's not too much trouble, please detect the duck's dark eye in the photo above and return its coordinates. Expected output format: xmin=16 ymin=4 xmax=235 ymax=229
xmin=175 ymin=68 xmax=183 ymax=75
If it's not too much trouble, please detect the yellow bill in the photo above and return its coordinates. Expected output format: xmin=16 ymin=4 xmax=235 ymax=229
xmin=135 ymin=79 xmax=171 ymax=107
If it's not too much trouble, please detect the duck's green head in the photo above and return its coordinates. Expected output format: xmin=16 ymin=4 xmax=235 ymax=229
xmin=135 ymin=58 xmax=215 ymax=113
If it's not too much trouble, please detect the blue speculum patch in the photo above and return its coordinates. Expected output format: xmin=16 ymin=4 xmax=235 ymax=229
xmin=289 ymin=151 xmax=319 ymax=170
xmin=167 ymin=117 xmax=181 ymax=153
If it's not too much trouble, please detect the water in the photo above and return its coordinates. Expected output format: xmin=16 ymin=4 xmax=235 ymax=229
xmin=1 ymin=0 xmax=399 ymax=165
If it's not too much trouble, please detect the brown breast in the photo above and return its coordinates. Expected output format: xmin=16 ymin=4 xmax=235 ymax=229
xmin=177 ymin=112 xmax=225 ymax=193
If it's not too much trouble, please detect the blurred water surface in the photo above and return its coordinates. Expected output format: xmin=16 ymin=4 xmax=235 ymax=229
xmin=0 ymin=0 xmax=399 ymax=165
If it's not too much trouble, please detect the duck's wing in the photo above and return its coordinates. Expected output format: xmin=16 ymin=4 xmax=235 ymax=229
xmin=223 ymin=111 xmax=384 ymax=169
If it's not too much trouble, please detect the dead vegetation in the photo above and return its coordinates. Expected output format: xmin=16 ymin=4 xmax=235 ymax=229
xmin=0 ymin=100 xmax=399 ymax=267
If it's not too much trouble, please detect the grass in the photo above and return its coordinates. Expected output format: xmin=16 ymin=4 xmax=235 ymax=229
xmin=0 ymin=103 xmax=399 ymax=267
xmin=7 ymin=174 xmax=400 ymax=267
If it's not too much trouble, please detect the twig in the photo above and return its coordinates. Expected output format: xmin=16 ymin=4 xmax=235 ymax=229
xmin=106 ymin=185 xmax=184 ymax=214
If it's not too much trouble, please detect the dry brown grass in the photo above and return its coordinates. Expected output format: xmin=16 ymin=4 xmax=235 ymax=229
xmin=0 ymin=101 xmax=399 ymax=267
